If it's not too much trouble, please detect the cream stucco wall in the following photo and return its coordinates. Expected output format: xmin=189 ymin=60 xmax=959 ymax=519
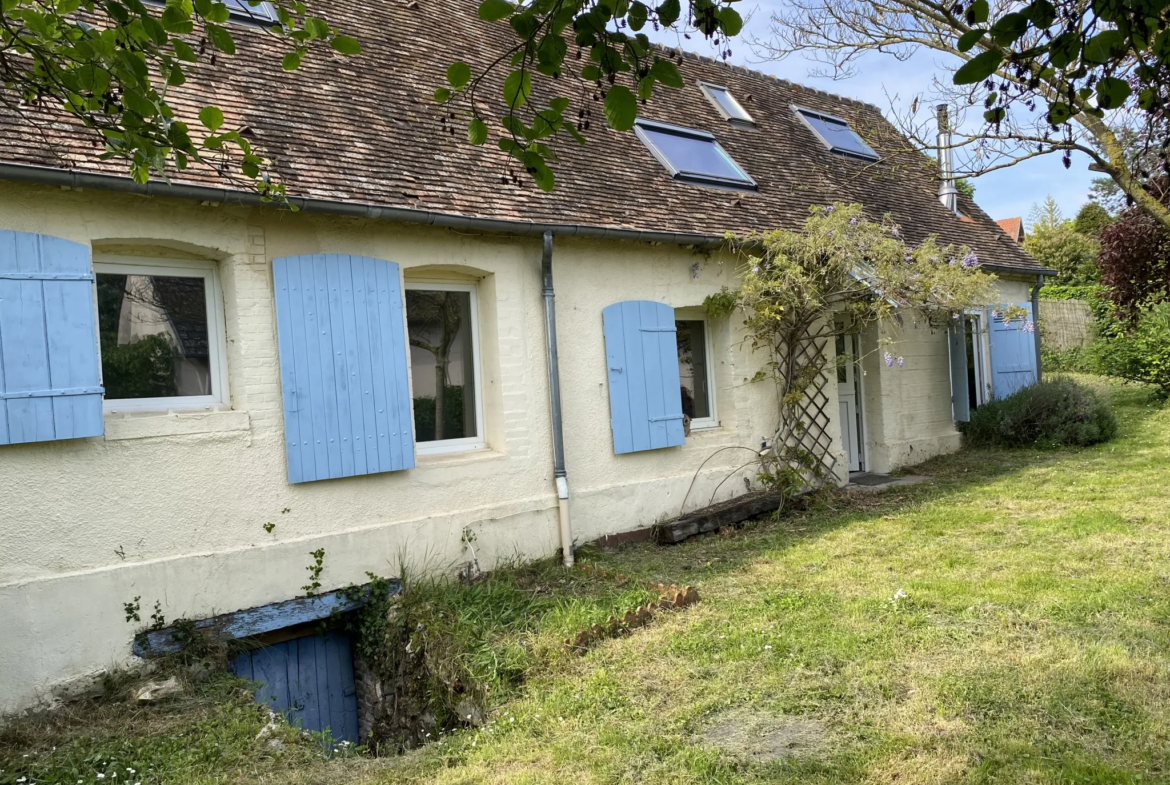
xmin=0 ymin=182 xmax=1030 ymax=715
xmin=0 ymin=184 xmax=787 ymax=715
xmin=854 ymin=279 xmax=1034 ymax=474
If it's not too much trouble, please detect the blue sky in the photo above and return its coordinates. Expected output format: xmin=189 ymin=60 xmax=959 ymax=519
xmin=655 ymin=3 xmax=1098 ymax=225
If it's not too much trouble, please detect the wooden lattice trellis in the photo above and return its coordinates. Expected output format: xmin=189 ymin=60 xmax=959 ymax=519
xmin=765 ymin=323 xmax=838 ymax=491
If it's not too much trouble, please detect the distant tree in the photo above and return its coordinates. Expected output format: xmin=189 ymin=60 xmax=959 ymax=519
xmin=1073 ymin=203 xmax=1115 ymax=239
xmin=1025 ymin=223 xmax=1100 ymax=285
xmin=955 ymin=178 xmax=976 ymax=198
xmin=1028 ymin=196 xmax=1064 ymax=234
xmin=1098 ymin=181 xmax=1170 ymax=321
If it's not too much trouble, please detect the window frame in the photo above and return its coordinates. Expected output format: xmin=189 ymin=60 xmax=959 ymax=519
xmin=93 ymin=256 xmax=229 ymax=414
xmin=403 ymin=280 xmax=487 ymax=456
xmin=141 ymin=0 xmax=280 ymax=26
xmin=698 ymin=81 xmax=755 ymax=128
xmin=792 ymin=105 xmax=880 ymax=162
xmin=675 ymin=313 xmax=719 ymax=431
xmin=633 ymin=119 xmax=758 ymax=191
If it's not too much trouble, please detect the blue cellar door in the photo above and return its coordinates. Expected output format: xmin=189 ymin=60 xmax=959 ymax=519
xmin=231 ymin=632 xmax=359 ymax=742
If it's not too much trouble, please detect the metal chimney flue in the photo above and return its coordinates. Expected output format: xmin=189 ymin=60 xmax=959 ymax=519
xmin=936 ymin=104 xmax=959 ymax=216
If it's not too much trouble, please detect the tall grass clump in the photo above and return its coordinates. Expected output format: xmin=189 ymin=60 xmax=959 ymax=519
xmin=961 ymin=377 xmax=1118 ymax=448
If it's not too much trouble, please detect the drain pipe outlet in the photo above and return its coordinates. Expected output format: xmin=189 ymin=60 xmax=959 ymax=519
xmin=541 ymin=231 xmax=574 ymax=567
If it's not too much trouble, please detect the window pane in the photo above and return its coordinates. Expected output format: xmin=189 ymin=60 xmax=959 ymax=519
xmin=96 ymin=273 xmax=212 ymax=399
xmin=676 ymin=320 xmax=710 ymax=420
xmin=800 ymin=111 xmax=878 ymax=159
xmin=835 ymin=333 xmax=848 ymax=384
xmin=708 ymin=86 xmax=750 ymax=121
xmin=406 ymin=290 xmax=477 ymax=442
xmin=640 ymin=126 xmax=750 ymax=182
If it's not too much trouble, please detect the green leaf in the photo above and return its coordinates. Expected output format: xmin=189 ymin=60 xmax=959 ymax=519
xmin=983 ymin=107 xmax=1006 ymax=123
xmin=1095 ymin=76 xmax=1131 ymax=109
xmin=282 ymin=50 xmax=302 ymax=70
xmin=199 ymin=105 xmax=224 ymax=131
xmin=206 ymin=2 xmax=230 ymax=23
xmin=205 ymin=23 xmax=235 ymax=54
xmin=160 ymin=5 xmax=193 ymax=33
xmin=434 ymin=87 xmax=452 ymax=102
xmin=478 ymin=0 xmax=513 ymax=21
xmin=566 ymin=122 xmax=587 ymax=144
xmin=1084 ymin=30 xmax=1125 ymax=63
xmin=549 ymin=97 xmax=570 ymax=112
xmin=1047 ymin=101 xmax=1072 ymax=124
xmin=628 ymin=1 xmax=647 ymax=30
xmin=498 ymin=137 xmax=522 ymax=154
xmin=715 ymin=6 xmax=743 ymax=36
xmin=581 ymin=64 xmax=600 ymax=81
xmin=468 ymin=118 xmax=488 ymax=145
xmin=966 ymin=0 xmax=989 ymax=24
xmin=957 ymin=28 xmax=985 ymax=52
xmin=172 ymin=39 xmax=197 ymax=61
xmin=510 ymin=11 xmax=540 ymax=37
xmin=649 ymin=57 xmax=683 ymax=88
xmin=537 ymin=33 xmax=567 ymax=68
xmin=656 ymin=0 xmax=679 ymax=27
xmin=523 ymin=151 xmax=555 ymax=191
xmin=330 ymin=35 xmax=361 ymax=55
xmin=990 ymin=12 xmax=1028 ymax=46
xmin=166 ymin=63 xmax=186 ymax=86
xmin=953 ymin=49 xmax=1002 ymax=84
xmin=448 ymin=61 xmax=472 ymax=88
xmin=503 ymin=68 xmax=532 ymax=108
xmin=122 ymin=89 xmax=155 ymax=117
xmin=603 ymin=84 xmax=637 ymax=130
xmin=305 ymin=16 xmax=330 ymax=38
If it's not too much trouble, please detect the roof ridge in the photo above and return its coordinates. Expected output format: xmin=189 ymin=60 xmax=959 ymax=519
xmin=658 ymin=44 xmax=886 ymax=115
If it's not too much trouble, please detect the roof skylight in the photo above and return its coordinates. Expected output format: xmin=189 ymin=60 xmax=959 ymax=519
xmin=699 ymin=82 xmax=755 ymax=128
xmin=634 ymin=119 xmax=757 ymax=191
xmin=143 ymin=0 xmax=279 ymax=24
xmin=794 ymin=107 xmax=879 ymax=161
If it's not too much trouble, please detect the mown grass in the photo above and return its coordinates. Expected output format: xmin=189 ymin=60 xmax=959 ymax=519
xmin=4 ymin=375 xmax=1168 ymax=785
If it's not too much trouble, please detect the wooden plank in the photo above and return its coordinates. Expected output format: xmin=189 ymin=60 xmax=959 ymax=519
xmin=602 ymin=302 xmax=633 ymax=454
xmin=324 ymin=255 xmax=356 ymax=478
xmin=273 ymin=257 xmax=305 ymax=483
xmin=654 ymin=493 xmax=784 ymax=544
xmin=640 ymin=301 xmax=669 ymax=450
xmin=336 ymin=634 xmax=360 ymax=742
xmin=622 ymin=301 xmax=651 ymax=452
xmin=253 ymin=643 xmax=292 ymax=717
xmin=336 ymin=256 xmax=368 ymax=476
xmin=296 ymin=635 xmax=322 ymax=733
xmin=346 ymin=259 xmax=377 ymax=472
xmin=133 ymin=580 xmax=400 ymax=657
xmin=374 ymin=257 xmax=414 ymax=470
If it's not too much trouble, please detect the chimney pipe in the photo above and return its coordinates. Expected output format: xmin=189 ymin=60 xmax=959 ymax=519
xmin=936 ymin=104 xmax=959 ymax=216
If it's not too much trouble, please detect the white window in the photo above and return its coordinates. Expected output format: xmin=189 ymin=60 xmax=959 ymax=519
xmin=675 ymin=316 xmax=718 ymax=430
xmin=94 ymin=257 xmax=229 ymax=413
xmin=141 ymin=0 xmax=280 ymax=24
xmin=698 ymin=81 xmax=755 ymax=128
xmin=404 ymin=281 xmax=485 ymax=455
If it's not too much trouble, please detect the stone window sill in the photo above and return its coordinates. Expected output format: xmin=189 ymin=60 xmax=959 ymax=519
xmin=103 ymin=409 xmax=250 ymax=441
xmin=414 ymin=447 xmax=506 ymax=468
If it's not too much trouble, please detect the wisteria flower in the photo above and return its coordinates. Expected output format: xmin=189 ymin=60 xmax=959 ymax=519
xmin=896 ymin=356 xmax=904 ymax=367
xmin=1023 ymin=320 xmax=1035 ymax=333
xmin=884 ymin=352 xmax=894 ymax=367
xmin=752 ymin=266 xmax=760 ymax=274
xmin=823 ymin=205 xmax=836 ymax=214
xmin=848 ymin=216 xmax=859 ymax=226
xmin=961 ymin=251 xmax=979 ymax=268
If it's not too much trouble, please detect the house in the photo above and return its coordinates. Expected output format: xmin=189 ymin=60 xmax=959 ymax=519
xmin=0 ymin=0 xmax=1052 ymax=725
xmin=997 ymin=217 xmax=1026 ymax=243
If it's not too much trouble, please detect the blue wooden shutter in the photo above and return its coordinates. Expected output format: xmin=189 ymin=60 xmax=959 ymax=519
xmin=602 ymin=300 xmax=685 ymax=454
xmin=272 ymin=254 xmax=415 ymax=483
xmin=947 ymin=322 xmax=971 ymax=422
xmin=0 ymin=230 xmax=103 ymax=445
xmin=988 ymin=302 xmax=1038 ymax=399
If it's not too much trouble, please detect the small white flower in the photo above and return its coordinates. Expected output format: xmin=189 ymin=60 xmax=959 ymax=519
xmin=764 ymin=645 xmax=773 ymax=650
xmin=97 ymin=775 xmax=106 ymax=780
xmin=509 ymin=717 xmax=514 ymax=723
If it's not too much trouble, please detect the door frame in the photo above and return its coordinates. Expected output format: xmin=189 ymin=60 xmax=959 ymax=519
xmin=964 ymin=309 xmax=992 ymax=408
xmin=834 ymin=319 xmax=866 ymax=473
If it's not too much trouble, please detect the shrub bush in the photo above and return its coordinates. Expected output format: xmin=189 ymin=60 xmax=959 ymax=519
xmin=961 ymin=378 xmax=1118 ymax=448
xmin=1092 ymin=301 xmax=1170 ymax=400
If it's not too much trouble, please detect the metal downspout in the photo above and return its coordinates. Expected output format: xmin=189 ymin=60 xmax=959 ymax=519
xmin=541 ymin=231 xmax=573 ymax=567
xmin=1031 ymin=274 xmax=1045 ymax=383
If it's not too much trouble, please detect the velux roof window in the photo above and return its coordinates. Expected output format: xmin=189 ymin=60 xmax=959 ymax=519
xmin=143 ymin=0 xmax=279 ymax=24
xmin=634 ymin=119 xmax=757 ymax=191
xmin=698 ymin=82 xmax=755 ymax=128
xmin=794 ymin=107 xmax=879 ymax=161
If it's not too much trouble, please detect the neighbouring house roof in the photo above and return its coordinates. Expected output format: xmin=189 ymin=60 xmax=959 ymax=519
xmin=996 ymin=218 xmax=1026 ymax=243
xmin=0 ymin=0 xmax=1047 ymax=275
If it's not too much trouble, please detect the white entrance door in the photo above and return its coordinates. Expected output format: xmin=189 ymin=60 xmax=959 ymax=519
xmin=835 ymin=330 xmax=863 ymax=472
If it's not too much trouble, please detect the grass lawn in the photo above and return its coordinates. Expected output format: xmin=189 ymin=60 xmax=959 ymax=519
xmin=4 ymin=376 xmax=1169 ymax=785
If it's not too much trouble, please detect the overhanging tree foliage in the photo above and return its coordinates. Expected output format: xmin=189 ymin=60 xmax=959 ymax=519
xmin=757 ymin=0 xmax=1170 ymax=230
xmin=434 ymin=0 xmax=745 ymax=191
xmin=1 ymin=0 xmax=359 ymax=198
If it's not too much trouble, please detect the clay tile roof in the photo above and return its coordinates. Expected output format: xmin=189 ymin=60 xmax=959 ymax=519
xmin=0 ymin=0 xmax=1045 ymax=274
xmin=996 ymin=217 xmax=1025 ymax=242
